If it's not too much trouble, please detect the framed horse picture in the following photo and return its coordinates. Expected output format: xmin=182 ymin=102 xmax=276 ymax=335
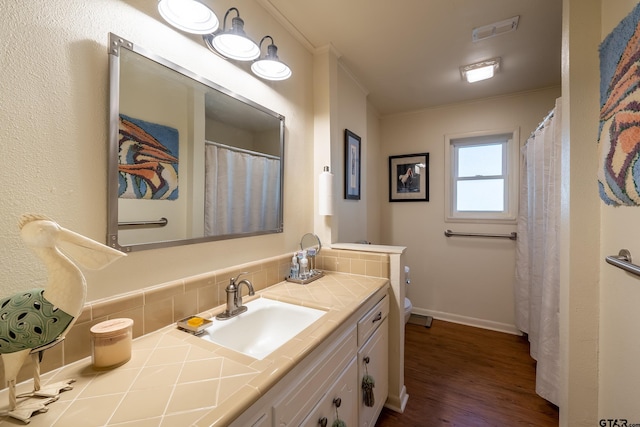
xmin=389 ymin=153 xmax=429 ymax=202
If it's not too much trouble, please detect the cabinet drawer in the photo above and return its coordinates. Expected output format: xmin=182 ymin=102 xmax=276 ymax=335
xmin=357 ymin=295 xmax=389 ymax=347
xmin=274 ymin=327 xmax=357 ymax=425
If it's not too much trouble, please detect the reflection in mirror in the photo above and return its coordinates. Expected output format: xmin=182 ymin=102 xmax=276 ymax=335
xmin=300 ymin=233 xmax=321 ymax=254
xmin=107 ymin=34 xmax=284 ymax=252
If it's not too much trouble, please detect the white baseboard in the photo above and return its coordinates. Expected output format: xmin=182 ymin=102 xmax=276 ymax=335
xmin=411 ymin=307 xmax=522 ymax=336
xmin=384 ymin=385 xmax=409 ymax=413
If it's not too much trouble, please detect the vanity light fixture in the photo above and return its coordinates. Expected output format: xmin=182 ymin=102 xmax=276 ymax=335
xmin=203 ymin=7 xmax=260 ymax=61
xmin=251 ymin=36 xmax=292 ymax=81
xmin=460 ymin=58 xmax=501 ymax=83
xmin=157 ymin=0 xmax=219 ymax=34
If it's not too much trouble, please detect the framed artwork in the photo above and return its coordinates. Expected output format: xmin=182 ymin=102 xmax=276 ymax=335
xmin=344 ymin=129 xmax=361 ymax=200
xmin=118 ymin=114 xmax=179 ymax=200
xmin=389 ymin=153 xmax=429 ymax=202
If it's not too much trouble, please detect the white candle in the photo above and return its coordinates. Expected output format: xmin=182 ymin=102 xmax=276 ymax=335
xmin=90 ymin=318 xmax=134 ymax=369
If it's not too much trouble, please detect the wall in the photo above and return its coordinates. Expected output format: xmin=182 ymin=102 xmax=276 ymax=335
xmin=335 ymin=64 xmax=369 ymax=243
xmin=559 ymin=0 xmax=602 ymax=425
xmin=311 ymin=49 xmax=380 ymax=246
xmin=598 ymin=0 xmax=640 ymax=422
xmin=0 ymin=0 xmax=314 ymax=302
xmin=366 ymin=102 xmax=382 ymax=244
xmin=379 ymin=87 xmax=561 ymax=333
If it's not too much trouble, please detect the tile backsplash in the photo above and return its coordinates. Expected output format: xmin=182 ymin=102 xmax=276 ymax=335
xmin=3 ymin=248 xmax=389 ymax=388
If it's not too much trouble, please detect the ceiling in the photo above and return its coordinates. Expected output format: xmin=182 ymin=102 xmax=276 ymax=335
xmin=262 ymin=0 xmax=562 ymax=115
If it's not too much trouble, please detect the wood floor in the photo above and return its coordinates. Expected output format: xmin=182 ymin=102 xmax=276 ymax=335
xmin=375 ymin=319 xmax=559 ymax=427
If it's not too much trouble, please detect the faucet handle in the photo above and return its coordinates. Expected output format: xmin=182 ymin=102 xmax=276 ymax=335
xmin=230 ymin=272 xmax=249 ymax=284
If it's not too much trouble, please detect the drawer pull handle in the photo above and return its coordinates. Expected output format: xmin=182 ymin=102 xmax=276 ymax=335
xmin=363 ymin=356 xmax=370 ymax=364
xmin=319 ymin=417 xmax=328 ymax=427
xmin=372 ymin=312 xmax=382 ymax=323
xmin=333 ymin=397 xmax=342 ymax=408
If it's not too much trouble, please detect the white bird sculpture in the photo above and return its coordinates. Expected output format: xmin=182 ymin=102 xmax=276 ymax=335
xmin=0 ymin=214 xmax=126 ymax=422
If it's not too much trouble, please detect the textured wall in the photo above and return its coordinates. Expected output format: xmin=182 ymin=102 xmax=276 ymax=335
xmin=0 ymin=0 xmax=314 ymax=301
xmin=598 ymin=0 xmax=640 ymax=421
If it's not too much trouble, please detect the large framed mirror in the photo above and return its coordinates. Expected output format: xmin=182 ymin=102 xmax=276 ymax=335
xmin=107 ymin=33 xmax=284 ymax=252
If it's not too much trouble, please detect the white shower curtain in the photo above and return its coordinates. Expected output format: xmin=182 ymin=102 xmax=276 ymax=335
xmin=515 ymin=97 xmax=561 ymax=406
xmin=204 ymin=143 xmax=281 ymax=236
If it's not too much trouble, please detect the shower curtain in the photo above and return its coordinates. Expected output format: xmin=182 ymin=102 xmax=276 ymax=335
xmin=204 ymin=142 xmax=281 ymax=236
xmin=514 ymin=97 xmax=561 ymax=406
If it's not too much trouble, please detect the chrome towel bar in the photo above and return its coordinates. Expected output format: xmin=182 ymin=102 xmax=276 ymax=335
xmin=444 ymin=229 xmax=517 ymax=240
xmin=605 ymin=249 xmax=640 ymax=277
xmin=118 ymin=217 xmax=168 ymax=229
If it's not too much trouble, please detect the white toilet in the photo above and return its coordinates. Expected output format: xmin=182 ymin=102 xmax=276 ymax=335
xmin=404 ymin=266 xmax=412 ymax=324
xmin=404 ymin=296 xmax=413 ymax=324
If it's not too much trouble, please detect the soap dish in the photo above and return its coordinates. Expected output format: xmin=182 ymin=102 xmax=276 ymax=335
xmin=177 ymin=316 xmax=212 ymax=335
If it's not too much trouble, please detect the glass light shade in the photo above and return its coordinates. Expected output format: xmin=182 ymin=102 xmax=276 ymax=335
xmin=251 ymin=39 xmax=291 ymax=81
xmin=461 ymin=58 xmax=500 ymax=83
xmin=211 ymin=33 xmax=260 ymax=61
xmin=158 ymin=0 xmax=219 ymax=34
xmin=251 ymin=59 xmax=292 ymax=80
xmin=465 ymin=65 xmax=494 ymax=82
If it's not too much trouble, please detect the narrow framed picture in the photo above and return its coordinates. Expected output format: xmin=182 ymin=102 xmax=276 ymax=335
xmin=389 ymin=153 xmax=429 ymax=202
xmin=344 ymin=129 xmax=361 ymax=200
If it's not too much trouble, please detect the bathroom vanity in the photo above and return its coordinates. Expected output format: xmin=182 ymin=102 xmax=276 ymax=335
xmin=231 ymin=281 xmax=389 ymax=426
xmin=2 ymin=272 xmax=389 ymax=426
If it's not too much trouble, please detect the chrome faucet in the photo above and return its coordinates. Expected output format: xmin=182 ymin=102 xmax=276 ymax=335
xmin=216 ymin=272 xmax=255 ymax=320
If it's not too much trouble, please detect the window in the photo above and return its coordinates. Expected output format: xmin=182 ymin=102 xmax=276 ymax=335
xmin=445 ymin=130 xmax=519 ymax=222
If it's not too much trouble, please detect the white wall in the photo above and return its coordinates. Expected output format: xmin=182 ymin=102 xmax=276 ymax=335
xmin=598 ymin=0 xmax=640 ymax=421
xmin=0 ymin=0 xmax=314 ymax=301
xmin=379 ymin=87 xmax=560 ymax=332
xmin=366 ymin=102 xmax=382 ymax=245
xmin=311 ymin=49 xmax=378 ymax=246
xmin=335 ymin=64 xmax=369 ymax=243
xmin=559 ymin=0 xmax=601 ymax=424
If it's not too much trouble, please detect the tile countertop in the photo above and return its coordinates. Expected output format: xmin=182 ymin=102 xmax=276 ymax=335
xmin=0 ymin=272 xmax=389 ymax=427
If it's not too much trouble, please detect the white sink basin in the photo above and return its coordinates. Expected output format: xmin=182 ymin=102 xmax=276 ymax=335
xmin=200 ymin=298 xmax=327 ymax=359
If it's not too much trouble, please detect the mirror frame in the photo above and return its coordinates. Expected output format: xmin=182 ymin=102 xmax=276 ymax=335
xmin=107 ymin=33 xmax=285 ymax=252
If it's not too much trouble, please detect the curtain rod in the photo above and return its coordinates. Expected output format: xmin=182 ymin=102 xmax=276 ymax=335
xmin=529 ymin=108 xmax=555 ymax=140
xmin=205 ymin=141 xmax=280 ymax=161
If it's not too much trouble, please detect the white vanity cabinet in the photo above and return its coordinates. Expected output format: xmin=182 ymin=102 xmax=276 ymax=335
xmin=357 ymin=295 xmax=389 ymax=427
xmin=273 ymin=326 xmax=357 ymax=425
xmin=229 ymin=287 xmax=389 ymax=427
xmin=357 ymin=319 xmax=388 ymax=426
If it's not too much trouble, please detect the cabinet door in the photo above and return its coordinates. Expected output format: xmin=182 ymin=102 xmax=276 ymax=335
xmin=250 ymin=411 xmax=272 ymax=427
xmin=274 ymin=327 xmax=356 ymax=425
xmin=358 ymin=317 xmax=388 ymax=427
xmin=300 ymin=358 xmax=358 ymax=427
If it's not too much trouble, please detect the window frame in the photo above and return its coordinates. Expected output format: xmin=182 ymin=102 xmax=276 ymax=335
xmin=444 ymin=129 xmax=519 ymax=223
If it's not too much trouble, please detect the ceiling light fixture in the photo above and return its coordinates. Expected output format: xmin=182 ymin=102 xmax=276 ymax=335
xmin=460 ymin=58 xmax=501 ymax=83
xmin=158 ymin=0 xmax=219 ymax=34
xmin=203 ymin=7 xmax=260 ymax=61
xmin=251 ymin=36 xmax=292 ymax=81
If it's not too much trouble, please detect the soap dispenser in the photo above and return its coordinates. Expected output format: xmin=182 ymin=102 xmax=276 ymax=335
xmin=299 ymin=250 xmax=309 ymax=279
xmin=290 ymin=253 xmax=299 ymax=279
